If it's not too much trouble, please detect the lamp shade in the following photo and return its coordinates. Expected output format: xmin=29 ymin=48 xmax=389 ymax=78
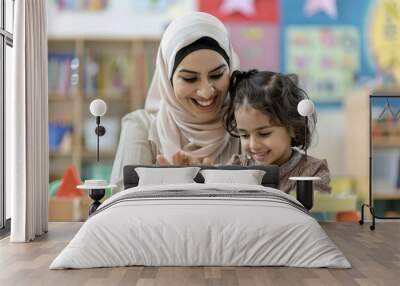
xmin=89 ymin=99 xmax=107 ymax=117
xmin=297 ymin=99 xmax=315 ymax=116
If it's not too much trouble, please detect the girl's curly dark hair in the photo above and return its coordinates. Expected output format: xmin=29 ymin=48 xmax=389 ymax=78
xmin=223 ymin=70 xmax=317 ymax=150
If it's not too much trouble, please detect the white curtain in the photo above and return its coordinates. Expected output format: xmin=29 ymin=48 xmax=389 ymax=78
xmin=7 ymin=0 xmax=48 ymax=242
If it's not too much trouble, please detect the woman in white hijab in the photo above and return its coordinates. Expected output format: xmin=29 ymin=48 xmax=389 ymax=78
xmin=110 ymin=12 xmax=240 ymax=189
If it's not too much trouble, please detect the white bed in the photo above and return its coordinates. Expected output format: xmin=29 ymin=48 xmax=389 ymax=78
xmin=50 ymin=183 xmax=351 ymax=269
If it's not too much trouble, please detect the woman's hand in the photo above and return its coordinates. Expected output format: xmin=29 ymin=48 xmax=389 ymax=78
xmin=157 ymin=150 xmax=214 ymax=166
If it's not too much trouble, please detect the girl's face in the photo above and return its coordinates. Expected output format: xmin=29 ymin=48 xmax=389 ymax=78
xmin=171 ymin=49 xmax=230 ymax=121
xmin=235 ymin=106 xmax=293 ymax=166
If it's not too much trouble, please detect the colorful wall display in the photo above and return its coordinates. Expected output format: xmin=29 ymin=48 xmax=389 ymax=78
xmin=281 ymin=0 xmax=375 ymax=80
xmin=227 ymin=23 xmax=279 ymax=71
xmin=286 ymin=27 xmax=359 ymax=101
xmin=369 ymin=0 xmax=400 ymax=83
xmin=199 ymin=0 xmax=280 ymax=71
xmin=200 ymin=0 xmax=377 ymax=97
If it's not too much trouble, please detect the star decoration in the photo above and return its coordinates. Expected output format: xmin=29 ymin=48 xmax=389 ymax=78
xmin=220 ymin=0 xmax=256 ymax=17
xmin=304 ymin=0 xmax=337 ymax=19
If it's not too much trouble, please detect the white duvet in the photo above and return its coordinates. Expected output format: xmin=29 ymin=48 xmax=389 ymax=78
xmin=50 ymin=183 xmax=351 ymax=269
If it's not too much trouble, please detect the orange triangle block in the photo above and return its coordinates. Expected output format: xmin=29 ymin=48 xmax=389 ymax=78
xmin=56 ymin=165 xmax=84 ymax=197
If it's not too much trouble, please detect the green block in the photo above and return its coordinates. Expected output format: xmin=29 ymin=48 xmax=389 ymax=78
xmin=49 ymin=180 xmax=61 ymax=197
xmin=289 ymin=191 xmax=358 ymax=212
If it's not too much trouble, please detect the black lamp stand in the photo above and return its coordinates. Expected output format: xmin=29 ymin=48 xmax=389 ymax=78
xmin=304 ymin=116 xmax=308 ymax=160
xmin=87 ymin=116 xmax=106 ymax=215
xmin=95 ymin=116 xmax=106 ymax=162
xmin=88 ymin=189 xmax=106 ymax=215
xmin=296 ymin=180 xmax=314 ymax=210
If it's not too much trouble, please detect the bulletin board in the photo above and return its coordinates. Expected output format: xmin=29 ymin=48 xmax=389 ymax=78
xmin=285 ymin=26 xmax=359 ymax=102
xmin=200 ymin=0 xmax=377 ymax=93
xmin=227 ymin=23 xmax=279 ymax=71
xmin=280 ymin=0 xmax=375 ymax=82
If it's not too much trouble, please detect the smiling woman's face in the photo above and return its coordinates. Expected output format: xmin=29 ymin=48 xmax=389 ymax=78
xmin=171 ymin=49 xmax=230 ymax=122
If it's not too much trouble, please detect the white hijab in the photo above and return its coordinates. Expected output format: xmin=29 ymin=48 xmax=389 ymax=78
xmin=145 ymin=12 xmax=240 ymax=162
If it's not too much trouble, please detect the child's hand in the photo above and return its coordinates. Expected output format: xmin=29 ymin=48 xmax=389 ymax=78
xmin=201 ymin=157 xmax=214 ymax=166
xmin=156 ymin=151 xmax=191 ymax=166
xmin=156 ymin=154 xmax=172 ymax=166
xmin=157 ymin=150 xmax=214 ymax=166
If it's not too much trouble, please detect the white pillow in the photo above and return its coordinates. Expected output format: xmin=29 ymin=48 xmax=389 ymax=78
xmin=200 ymin=169 xmax=266 ymax=185
xmin=135 ymin=167 xmax=201 ymax=186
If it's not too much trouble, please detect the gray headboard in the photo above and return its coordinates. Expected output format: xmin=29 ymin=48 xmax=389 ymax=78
xmin=123 ymin=165 xmax=279 ymax=189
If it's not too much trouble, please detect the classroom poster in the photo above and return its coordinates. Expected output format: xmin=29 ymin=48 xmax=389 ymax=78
xmin=281 ymin=0 xmax=374 ymax=80
xmin=286 ymin=26 xmax=359 ymax=101
xmin=227 ymin=23 xmax=279 ymax=71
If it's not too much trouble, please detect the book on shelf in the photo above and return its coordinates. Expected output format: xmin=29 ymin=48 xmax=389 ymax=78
xmin=49 ymin=121 xmax=73 ymax=153
xmin=48 ymin=52 xmax=77 ymax=97
xmin=84 ymin=48 xmax=132 ymax=98
xmin=55 ymin=0 xmax=109 ymax=11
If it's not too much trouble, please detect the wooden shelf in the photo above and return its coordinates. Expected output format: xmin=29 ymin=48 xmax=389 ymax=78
xmin=373 ymin=193 xmax=400 ymax=200
xmin=48 ymin=37 xmax=160 ymax=180
xmin=83 ymin=95 xmax=130 ymax=102
xmin=81 ymin=150 xmax=116 ymax=160
xmin=372 ymin=136 xmax=400 ymax=148
xmin=49 ymin=151 xmax=72 ymax=157
xmin=49 ymin=94 xmax=75 ymax=102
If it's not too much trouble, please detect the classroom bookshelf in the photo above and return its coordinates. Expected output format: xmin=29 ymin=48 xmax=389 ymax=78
xmin=48 ymin=37 xmax=160 ymax=184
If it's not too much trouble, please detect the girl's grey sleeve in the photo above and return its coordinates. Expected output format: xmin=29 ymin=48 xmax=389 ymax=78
xmin=110 ymin=109 xmax=156 ymax=192
xmin=311 ymin=159 xmax=332 ymax=193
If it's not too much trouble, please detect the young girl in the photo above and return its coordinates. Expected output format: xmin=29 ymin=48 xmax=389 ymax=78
xmin=224 ymin=70 xmax=331 ymax=194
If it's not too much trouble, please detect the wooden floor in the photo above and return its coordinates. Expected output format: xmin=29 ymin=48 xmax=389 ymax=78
xmin=0 ymin=222 xmax=399 ymax=286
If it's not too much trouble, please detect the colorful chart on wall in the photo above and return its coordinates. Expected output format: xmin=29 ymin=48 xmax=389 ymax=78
xmin=227 ymin=23 xmax=279 ymax=71
xmin=281 ymin=0 xmax=375 ymax=80
xmin=286 ymin=27 xmax=359 ymax=102
xmin=368 ymin=0 xmax=400 ymax=82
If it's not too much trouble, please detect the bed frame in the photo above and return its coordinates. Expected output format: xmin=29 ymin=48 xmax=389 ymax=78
xmin=123 ymin=165 xmax=280 ymax=189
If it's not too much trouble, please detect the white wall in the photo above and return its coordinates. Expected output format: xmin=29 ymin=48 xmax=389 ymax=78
xmin=309 ymin=108 xmax=346 ymax=177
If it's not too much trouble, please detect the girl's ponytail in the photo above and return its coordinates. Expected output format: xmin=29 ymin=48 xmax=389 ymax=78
xmin=228 ymin=69 xmax=258 ymax=100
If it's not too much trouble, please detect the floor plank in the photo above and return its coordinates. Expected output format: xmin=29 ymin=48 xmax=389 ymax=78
xmin=0 ymin=222 xmax=399 ymax=286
